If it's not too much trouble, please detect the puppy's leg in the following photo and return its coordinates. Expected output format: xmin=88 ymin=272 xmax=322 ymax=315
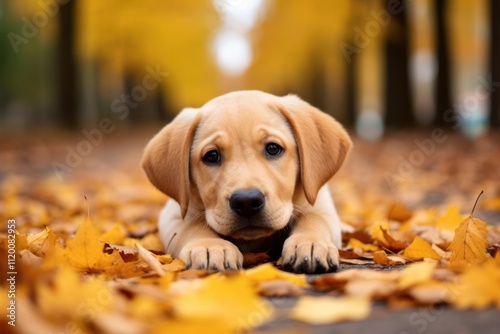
xmin=282 ymin=187 xmax=342 ymax=274
xmin=159 ymin=200 xmax=243 ymax=271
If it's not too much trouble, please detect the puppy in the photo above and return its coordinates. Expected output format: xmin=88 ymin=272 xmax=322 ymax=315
xmin=142 ymin=91 xmax=351 ymax=273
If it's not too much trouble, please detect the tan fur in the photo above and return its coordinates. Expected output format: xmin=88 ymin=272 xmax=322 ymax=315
xmin=142 ymin=91 xmax=352 ymax=273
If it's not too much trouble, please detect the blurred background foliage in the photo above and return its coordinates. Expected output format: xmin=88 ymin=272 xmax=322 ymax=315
xmin=0 ymin=0 xmax=499 ymax=138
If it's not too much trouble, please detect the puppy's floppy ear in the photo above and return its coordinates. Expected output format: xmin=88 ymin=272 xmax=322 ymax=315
xmin=141 ymin=108 xmax=202 ymax=218
xmin=277 ymin=95 xmax=352 ymax=205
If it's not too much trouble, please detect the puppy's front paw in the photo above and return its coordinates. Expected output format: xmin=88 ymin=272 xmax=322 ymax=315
xmin=179 ymin=239 xmax=243 ymax=271
xmin=281 ymin=236 xmax=339 ymax=274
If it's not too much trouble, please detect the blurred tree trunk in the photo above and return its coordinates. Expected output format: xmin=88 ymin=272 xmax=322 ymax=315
xmin=491 ymin=0 xmax=500 ymax=128
xmin=346 ymin=52 xmax=357 ymax=126
xmin=58 ymin=0 xmax=78 ymax=129
xmin=384 ymin=1 xmax=414 ymax=128
xmin=434 ymin=0 xmax=454 ymax=128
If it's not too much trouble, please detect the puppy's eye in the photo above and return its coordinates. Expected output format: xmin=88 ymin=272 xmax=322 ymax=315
xmin=202 ymin=150 xmax=221 ymax=165
xmin=265 ymin=143 xmax=284 ymax=157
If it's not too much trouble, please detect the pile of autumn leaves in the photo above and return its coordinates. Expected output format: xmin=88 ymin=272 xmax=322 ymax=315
xmin=3 ymin=196 xmax=500 ymax=333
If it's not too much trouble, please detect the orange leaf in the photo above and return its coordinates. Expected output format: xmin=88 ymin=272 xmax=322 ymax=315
xmin=449 ymin=216 xmax=489 ymax=265
xmin=373 ymin=251 xmax=389 ymax=265
xmin=379 ymin=227 xmax=407 ymax=252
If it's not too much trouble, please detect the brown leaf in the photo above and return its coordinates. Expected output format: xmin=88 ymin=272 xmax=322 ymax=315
xmin=242 ymin=252 xmax=270 ymax=267
xmin=258 ymin=280 xmax=304 ymax=297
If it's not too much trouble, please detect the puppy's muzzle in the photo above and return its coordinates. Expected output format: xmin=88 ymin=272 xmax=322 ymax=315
xmin=229 ymin=189 xmax=265 ymax=217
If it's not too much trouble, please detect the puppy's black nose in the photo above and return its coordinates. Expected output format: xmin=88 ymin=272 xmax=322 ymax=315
xmin=229 ymin=189 xmax=265 ymax=217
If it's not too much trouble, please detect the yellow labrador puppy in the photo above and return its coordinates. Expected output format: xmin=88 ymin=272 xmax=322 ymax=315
xmin=142 ymin=91 xmax=351 ymax=273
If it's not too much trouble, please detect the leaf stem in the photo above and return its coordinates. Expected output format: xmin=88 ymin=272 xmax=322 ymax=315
xmin=470 ymin=190 xmax=484 ymax=216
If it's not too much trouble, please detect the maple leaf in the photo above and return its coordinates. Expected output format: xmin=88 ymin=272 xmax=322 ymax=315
xmin=53 ymin=213 xmax=124 ymax=274
xmin=290 ymin=296 xmax=371 ymax=324
xmin=403 ymin=236 xmax=441 ymax=261
xmin=449 ymin=193 xmax=489 ymax=265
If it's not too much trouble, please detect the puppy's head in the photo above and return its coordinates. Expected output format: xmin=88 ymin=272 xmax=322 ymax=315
xmin=142 ymin=91 xmax=351 ymax=240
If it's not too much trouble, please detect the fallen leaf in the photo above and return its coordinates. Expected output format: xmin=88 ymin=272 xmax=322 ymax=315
xmin=243 ymin=252 xmax=271 ymax=267
xmin=452 ymin=259 xmax=500 ymax=309
xmin=37 ymin=267 xmax=114 ymax=323
xmin=348 ymin=238 xmax=379 ymax=252
xmin=387 ymin=202 xmax=413 ymax=222
xmin=105 ymin=244 xmax=139 ymax=262
xmin=339 ymin=249 xmax=362 ymax=259
xmin=435 ymin=205 xmax=463 ymax=231
xmin=403 ymin=236 xmax=441 ymax=261
xmin=19 ymin=249 xmax=43 ymax=267
xmin=52 ymin=215 xmax=124 ymax=274
xmin=258 ymin=280 xmax=304 ymax=297
xmin=399 ymin=261 xmax=436 ymax=290
xmin=100 ymin=224 xmax=127 ymax=244
xmin=379 ymin=227 xmax=407 ymax=252
xmin=162 ymin=258 xmax=186 ymax=272
xmin=174 ymin=275 xmax=273 ymax=332
xmin=345 ymin=279 xmax=398 ymax=299
xmin=373 ymin=250 xmax=389 ymax=265
xmin=136 ymin=242 xmax=166 ymax=276
xmin=290 ymin=296 xmax=371 ymax=324
xmin=244 ymin=263 xmax=308 ymax=287
xmin=340 ymin=258 xmax=374 ymax=265
xmin=27 ymin=227 xmax=58 ymax=257
xmin=449 ymin=215 xmax=489 ymax=265
xmin=407 ymin=281 xmax=451 ymax=304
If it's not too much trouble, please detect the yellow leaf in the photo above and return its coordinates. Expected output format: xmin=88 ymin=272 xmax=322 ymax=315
xmin=53 ymin=215 xmax=123 ymax=273
xmin=100 ymin=223 xmax=127 ymax=244
xmin=370 ymin=220 xmax=389 ymax=243
xmin=449 ymin=216 xmax=489 ymax=265
xmin=290 ymin=296 xmax=370 ymax=324
xmin=399 ymin=261 xmax=436 ymax=289
xmin=452 ymin=259 xmax=500 ymax=309
xmin=37 ymin=267 xmax=113 ymax=322
xmin=163 ymin=258 xmax=185 ymax=272
xmin=348 ymin=238 xmax=379 ymax=252
xmin=174 ymin=275 xmax=272 ymax=332
xmin=244 ymin=263 xmax=308 ymax=287
xmin=435 ymin=205 xmax=463 ymax=231
xmin=403 ymin=236 xmax=441 ymax=261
